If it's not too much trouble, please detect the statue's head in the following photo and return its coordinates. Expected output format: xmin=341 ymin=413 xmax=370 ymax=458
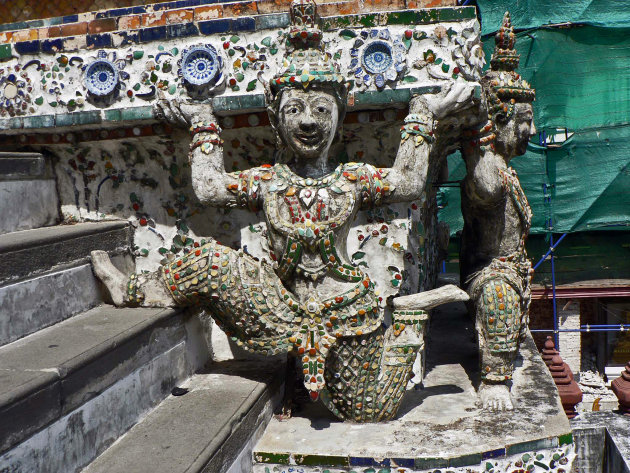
xmin=481 ymin=12 xmax=536 ymax=158
xmin=265 ymin=0 xmax=349 ymax=160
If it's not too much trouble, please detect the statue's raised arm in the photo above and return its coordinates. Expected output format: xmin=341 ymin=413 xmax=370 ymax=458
xmin=153 ymin=99 xmax=237 ymax=208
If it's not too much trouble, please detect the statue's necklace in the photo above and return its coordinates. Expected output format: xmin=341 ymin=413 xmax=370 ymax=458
xmin=274 ymin=164 xmax=349 ymax=211
xmin=274 ymin=164 xmax=343 ymax=189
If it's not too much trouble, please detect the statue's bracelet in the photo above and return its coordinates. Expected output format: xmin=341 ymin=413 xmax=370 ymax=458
xmin=404 ymin=113 xmax=431 ymax=126
xmin=190 ymin=138 xmax=223 ymax=153
xmin=400 ymin=123 xmax=434 ymax=143
xmin=189 ymin=121 xmax=221 ymax=135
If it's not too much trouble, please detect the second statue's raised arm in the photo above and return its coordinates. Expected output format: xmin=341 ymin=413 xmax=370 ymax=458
xmin=153 ymin=98 xmax=238 ymax=208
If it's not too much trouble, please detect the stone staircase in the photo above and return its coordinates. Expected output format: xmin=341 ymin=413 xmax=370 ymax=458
xmin=0 ymin=153 xmax=284 ymax=473
xmin=0 ymin=152 xmax=59 ymax=235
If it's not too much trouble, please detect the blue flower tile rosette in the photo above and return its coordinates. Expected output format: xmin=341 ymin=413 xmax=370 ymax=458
xmin=350 ymin=29 xmax=406 ymax=89
xmin=83 ymin=50 xmax=128 ymax=103
xmin=177 ymin=44 xmax=224 ymax=98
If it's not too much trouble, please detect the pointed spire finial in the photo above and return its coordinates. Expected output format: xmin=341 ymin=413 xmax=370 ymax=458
xmin=490 ymin=11 xmax=519 ymax=71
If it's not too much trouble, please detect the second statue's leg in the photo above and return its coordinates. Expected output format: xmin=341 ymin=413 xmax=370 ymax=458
xmin=476 ymin=278 xmax=522 ymax=411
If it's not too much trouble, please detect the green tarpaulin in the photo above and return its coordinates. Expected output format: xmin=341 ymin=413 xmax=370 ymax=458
xmin=438 ymin=22 xmax=630 ymax=235
xmin=477 ymin=0 xmax=630 ymax=35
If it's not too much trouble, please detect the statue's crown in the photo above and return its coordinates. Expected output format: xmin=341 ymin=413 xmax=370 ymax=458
xmin=482 ymin=11 xmax=535 ymax=123
xmin=486 ymin=12 xmax=535 ymax=104
xmin=270 ymin=0 xmax=346 ymax=94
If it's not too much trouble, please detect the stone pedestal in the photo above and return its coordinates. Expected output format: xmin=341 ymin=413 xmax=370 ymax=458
xmin=253 ymin=303 xmax=575 ymax=473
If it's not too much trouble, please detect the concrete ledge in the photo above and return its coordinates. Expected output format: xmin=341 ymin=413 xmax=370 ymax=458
xmin=0 ymin=179 xmax=59 ymax=235
xmin=0 ymin=305 xmax=186 ymax=454
xmin=572 ymin=411 xmax=630 ymax=473
xmin=254 ymin=303 xmax=573 ymax=471
xmin=0 ymin=221 xmax=132 ymax=286
xmin=83 ymin=361 xmax=284 ymax=473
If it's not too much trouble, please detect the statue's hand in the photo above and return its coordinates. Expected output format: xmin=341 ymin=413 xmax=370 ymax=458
xmin=411 ymin=82 xmax=477 ymax=120
xmin=153 ymin=98 xmax=214 ymax=128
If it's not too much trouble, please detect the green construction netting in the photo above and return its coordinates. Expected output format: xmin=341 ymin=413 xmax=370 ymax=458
xmin=438 ymin=24 xmax=630 ymax=235
xmin=476 ymin=0 xmax=630 ymax=35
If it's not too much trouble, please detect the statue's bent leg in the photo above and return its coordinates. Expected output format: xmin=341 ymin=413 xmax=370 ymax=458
xmin=126 ymin=240 xmax=298 ymax=356
xmin=321 ymin=311 xmax=426 ymax=422
xmin=476 ymin=278 xmax=522 ymax=383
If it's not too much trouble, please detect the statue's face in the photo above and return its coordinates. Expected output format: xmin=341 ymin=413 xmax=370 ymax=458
xmin=277 ymin=88 xmax=339 ymax=160
xmin=495 ymin=102 xmax=536 ymax=158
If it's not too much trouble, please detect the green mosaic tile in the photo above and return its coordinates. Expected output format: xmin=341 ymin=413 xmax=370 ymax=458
xmin=254 ymin=452 xmax=290 ymax=464
xmin=0 ymin=117 xmax=23 ymax=130
xmin=414 ymin=457 xmax=448 ymax=469
xmin=293 ymin=454 xmax=350 ymax=467
xmin=120 ymin=106 xmax=153 ymax=121
xmin=437 ymin=6 xmax=476 ymax=22
xmin=357 ymin=13 xmax=378 ymax=28
xmin=23 ymin=115 xmax=55 ymax=129
xmin=54 ymin=113 xmax=74 ymax=127
xmin=255 ymin=13 xmax=290 ymax=30
xmin=212 ymin=93 xmax=265 ymax=112
xmin=448 ymin=452 xmax=482 ymax=468
xmin=558 ymin=433 xmax=573 ymax=446
xmin=353 ymin=86 xmax=440 ymax=107
xmin=0 ymin=43 xmax=11 ymax=60
xmin=104 ymin=109 xmax=122 ymax=122
xmin=386 ymin=10 xmax=427 ymax=25
xmin=73 ymin=110 xmax=102 ymax=125
xmin=507 ymin=438 xmax=555 ymax=456
xmin=322 ymin=7 xmax=475 ymax=32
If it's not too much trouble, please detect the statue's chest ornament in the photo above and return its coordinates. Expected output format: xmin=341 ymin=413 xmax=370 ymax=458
xmin=263 ymin=165 xmax=371 ymax=282
xmin=265 ymin=164 xmax=356 ymax=243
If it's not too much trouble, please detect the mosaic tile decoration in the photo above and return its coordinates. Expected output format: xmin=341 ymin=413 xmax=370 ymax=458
xmin=0 ymin=2 xmax=479 ymax=130
xmin=253 ymin=433 xmax=576 ymax=472
xmin=0 ymin=0 xmax=457 ymax=35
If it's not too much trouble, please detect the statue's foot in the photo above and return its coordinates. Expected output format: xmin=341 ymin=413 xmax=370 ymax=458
xmin=90 ymin=250 xmax=127 ymax=306
xmin=479 ymin=383 xmax=514 ymax=411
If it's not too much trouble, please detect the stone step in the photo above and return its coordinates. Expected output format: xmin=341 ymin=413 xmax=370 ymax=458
xmin=0 ymin=303 xmax=206 ymax=473
xmin=0 ymin=152 xmax=59 ymax=235
xmin=82 ymin=361 xmax=284 ymax=473
xmin=0 ymin=221 xmax=133 ymax=346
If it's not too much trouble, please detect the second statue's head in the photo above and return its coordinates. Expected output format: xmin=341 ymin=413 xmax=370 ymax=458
xmin=481 ymin=12 xmax=536 ymax=159
xmin=264 ymin=0 xmax=349 ymax=160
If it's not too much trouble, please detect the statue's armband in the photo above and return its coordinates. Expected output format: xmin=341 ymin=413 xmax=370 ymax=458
xmin=354 ymin=164 xmax=394 ymax=209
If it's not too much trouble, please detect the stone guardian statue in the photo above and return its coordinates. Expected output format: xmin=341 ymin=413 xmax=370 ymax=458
xmin=91 ymin=0 xmax=472 ymax=422
xmin=460 ymin=12 xmax=536 ymax=411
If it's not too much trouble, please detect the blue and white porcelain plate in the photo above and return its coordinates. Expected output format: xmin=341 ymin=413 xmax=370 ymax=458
xmin=181 ymin=46 xmax=221 ymax=86
xmin=85 ymin=60 xmax=119 ymax=96
xmin=361 ymin=41 xmax=393 ymax=74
